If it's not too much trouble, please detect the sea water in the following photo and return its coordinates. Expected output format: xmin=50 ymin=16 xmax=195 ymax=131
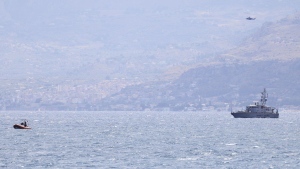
xmin=1 ymin=111 xmax=300 ymax=168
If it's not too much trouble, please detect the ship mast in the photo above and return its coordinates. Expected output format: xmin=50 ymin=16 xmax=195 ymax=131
xmin=260 ymin=88 xmax=268 ymax=106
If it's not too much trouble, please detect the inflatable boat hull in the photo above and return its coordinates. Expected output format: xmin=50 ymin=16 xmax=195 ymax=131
xmin=13 ymin=124 xmax=31 ymax=129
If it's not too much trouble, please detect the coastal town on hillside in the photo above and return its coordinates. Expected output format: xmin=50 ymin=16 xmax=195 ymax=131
xmin=0 ymin=78 xmax=298 ymax=112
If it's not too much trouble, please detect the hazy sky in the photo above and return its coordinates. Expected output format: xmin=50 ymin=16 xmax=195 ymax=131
xmin=1 ymin=0 xmax=298 ymax=43
xmin=0 ymin=0 xmax=299 ymax=80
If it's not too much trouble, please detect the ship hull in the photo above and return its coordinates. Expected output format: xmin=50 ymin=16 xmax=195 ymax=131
xmin=231 ymin=112 xmax=279 ymax=118
xmin=13 ymin=124 xmax=31 ymax=129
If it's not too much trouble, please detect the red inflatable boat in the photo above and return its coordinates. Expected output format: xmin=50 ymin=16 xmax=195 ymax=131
xmin=13 ymin=124 xmax=31 ymax=129
xmin=13 ymin=120 xmax=31 ymax=129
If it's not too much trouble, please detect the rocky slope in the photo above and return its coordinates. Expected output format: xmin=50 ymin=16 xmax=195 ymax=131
xmin=98 ymin=13 xmax=300 ymax=111
xmin=220 ymin=13 xmax=300 ymax=62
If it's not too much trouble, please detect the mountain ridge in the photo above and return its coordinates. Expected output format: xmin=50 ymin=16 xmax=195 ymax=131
xmin=96 ymin=13 xmax=300 ymax=111
xmin=1 ymin=2 xmax=300 ymax=110
xmin=220 ymin=13 xmax=300 ymax=62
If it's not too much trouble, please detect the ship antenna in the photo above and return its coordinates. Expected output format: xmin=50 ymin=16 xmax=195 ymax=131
xmin=261 ymin=88 xmax=267 ymax=106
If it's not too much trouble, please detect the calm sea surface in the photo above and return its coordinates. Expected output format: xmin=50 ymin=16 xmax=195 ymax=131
xmin=1 ymin=111 xmax=300 ymax=168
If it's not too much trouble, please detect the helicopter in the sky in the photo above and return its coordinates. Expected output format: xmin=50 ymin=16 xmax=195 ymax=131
xmin=246 ymin=17 xmax=256 ymax=20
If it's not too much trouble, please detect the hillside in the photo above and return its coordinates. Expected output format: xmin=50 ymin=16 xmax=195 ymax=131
xmin=1 ymin=2 xmax=300 ymax=111
xmin=220 ymin=13 xmax=300 ymax=62
xmin=0 ymin=0 xmax=298 ymax=81
xmin=97 ymin=13 xmax=300 ymax=111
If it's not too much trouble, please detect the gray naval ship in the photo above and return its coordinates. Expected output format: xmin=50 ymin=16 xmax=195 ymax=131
xmin=231 ymin=88 xmax=279 ymax=118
